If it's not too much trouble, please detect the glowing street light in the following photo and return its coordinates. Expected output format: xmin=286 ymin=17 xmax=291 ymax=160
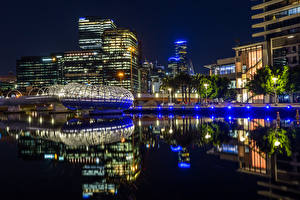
xmin=168 ymin=88 xmax=172 ymax=104
xmin=205 ymin=133 xmax=211 ymax=139
xmin=117 ymin=71 xmax=125 ymax=86
xmin=274 ymin=140 xmax=281 ymax=147
xmin=272 ymin=77 xmax=278 ymax=105
xmin=204 ymin=83 xmax=209 ymax=106
xmin=127 ymin=46 xmax=136 ymax=93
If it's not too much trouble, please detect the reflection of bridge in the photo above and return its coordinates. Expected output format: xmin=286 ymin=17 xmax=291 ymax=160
xmin=0 ymin=83 xmax=134 ymax=112
xmin=1 ymin=117 xmax=134 ymax=147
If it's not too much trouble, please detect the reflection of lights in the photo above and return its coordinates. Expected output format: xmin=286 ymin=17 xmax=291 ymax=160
xmin=169 ymin=115 xmax=174 ymax=119
xmin=158 ymin=114 xmax=162 ymax=118
xmin=240 ymin=136 xmax=246 ymax=142
xmin=39 ymin=117 xmax=43 ymax=124
xmin=247 ymin=117 xmax=250 ymax=121
xmin=195 ymin=115 xmax=199 ymax=119
xmin=51 ymin=118 xmax=55 ymax=125
xmin=266 ymin=105 xmax=270 ymax=109
xmin=211 ymin=116 xmax=215 ymax=120
xmin=156 ymin=120 xmax=159 ymax=126
xmin=246 ymin=105 xmax=250 ymax=109
xmin=169 ymin=106 xmax=174 ymax=110
xmin=287 ymin=105 xmax=292 ymax=109
xmin=178 ymin=162 xmax=190 ymax=168
xmin=210 ymin=106 xmax=215 ymax=109
xmin=28 ymin=116 xmax=32 ymax=123
xmin=146 ymin=144 xmax=150 ymax=148
xmin=267 ymin=118 xmax=270 ymax=121
xmin=138 ymin=120 xmax=142 ymax=126
xmin=169 ymin=129 xmax=173 ymax=134
xmin=155 ymin=93 xmax=159 ymax=98
xmin=96 ymin=158 xmax=99 ymax=164
xmin=121 ymin=137 xmax=126 ymax=143
xmin=228 ymin=106 xmax=232 ymax=109
xmin=195 ymin=105 xmax=199 ymax=110
xmin=205 ymin=133 xmax=211 ymax=139
xmin=274 ymin=140 xmax=281 ymax=147
xmin=158 ymin=106 xmax=162 ymax=110
xmin=171 ymin=145 xmax=182 ymax=152
xmin=228 ymin=116 xmax=232 ymax=120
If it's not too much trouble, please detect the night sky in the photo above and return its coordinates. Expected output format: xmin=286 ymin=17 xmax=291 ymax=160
xmin=1 ymin=0 xmax=260 ymax=75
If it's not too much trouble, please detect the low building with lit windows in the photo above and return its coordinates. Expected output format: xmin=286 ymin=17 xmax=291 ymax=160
xmin=16 ymin=54 xmax=62 ymax=92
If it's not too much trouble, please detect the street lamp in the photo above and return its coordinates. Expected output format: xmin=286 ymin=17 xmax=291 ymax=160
xmin=168 ymin=88 xmax=172 ymax=104
xmin=272 ymin=77 xmax=278 ymax=105
xmin=117 ymin=71 xmax=125 ymax=86
xmin=127 ymin=46 xmax=136 ymax=93
xmin=204 ymin=83 xmax=209 ymax=106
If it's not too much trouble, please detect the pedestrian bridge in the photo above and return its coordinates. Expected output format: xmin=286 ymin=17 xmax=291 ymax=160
xmin=0 ymin=83 xmax=134 ymax=111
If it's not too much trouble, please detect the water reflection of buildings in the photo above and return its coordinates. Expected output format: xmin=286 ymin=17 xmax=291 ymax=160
xmin=135 ymin=115 xmax=300 ymax=199
xmin=0 ymin=115 xmax=141 ymax=199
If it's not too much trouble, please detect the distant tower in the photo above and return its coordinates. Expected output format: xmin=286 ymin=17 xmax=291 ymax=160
xmin=78 ymin=17 xmax=116 ymax=50
xmin=168 ymin=40 xmax=190 ymax=76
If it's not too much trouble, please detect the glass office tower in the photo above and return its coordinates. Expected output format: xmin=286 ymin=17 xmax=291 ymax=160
xmin=168 ymin=40 xmax=193 ymax=77
xmin=252 ymin=0 xmax=300 ymax=67
xmin=59 ymin=50 xmax=103 ymax=85
xmin=16 ymin=55 xmax=62 ymax=91
xmin=79 ymin=17 xmax=116 ymax=50
xmin=102 ymin=28 xmax=139 ymax=93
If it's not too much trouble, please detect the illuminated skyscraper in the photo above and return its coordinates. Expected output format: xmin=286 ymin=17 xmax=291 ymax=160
xmin=102 ymin=28 xmax=139 ymax=93
xmin=79 ymin=17 xmax=116 ymax=50
xmin=168 ymin=40 xmax=194 ymax=77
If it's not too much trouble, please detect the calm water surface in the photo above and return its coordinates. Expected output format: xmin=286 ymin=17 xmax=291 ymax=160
xmin=0 ymin=112 xmax=299 ymax=200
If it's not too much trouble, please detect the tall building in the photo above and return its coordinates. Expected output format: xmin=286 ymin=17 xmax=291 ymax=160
xmin=79 ymin=17 xmax=116 ymax=50
xmin=59 ymin=50 xmax=103 ymax=85
xmin=102 ymin=28 xmax=139 ymax=93
xmin=168 ymin=40 xmax=194 ymax=77
xmin=16 ymin=55 xmax=62 ymax=91
xmin=252 ymin=0 xmax=300 ymax=67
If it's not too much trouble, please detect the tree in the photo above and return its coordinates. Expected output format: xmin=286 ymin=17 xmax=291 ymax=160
xmin=246 ymin=65 xmax=290 ymax=101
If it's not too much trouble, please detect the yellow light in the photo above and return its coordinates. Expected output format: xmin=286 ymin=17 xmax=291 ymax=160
xmin=118 ymin=71 xmax=124 ymax=78
xmin=121 ymin=137 xmax=125 ymax=143
xmin=155 ymin=93 xmax=159 ymax=98
xmin=54 ymin=154 xmax=57 ymax=160
xmin=52 ymin=57 xmax=56 ymax=62
xmin=127 ymin=46 xmax=136 ymax=52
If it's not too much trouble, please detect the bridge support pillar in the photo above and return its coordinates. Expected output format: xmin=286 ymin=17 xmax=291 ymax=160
xmin=8 ymin=105 xmax=21 ymax=112
xmin=52 ymin=103 xmax=68 ymax=112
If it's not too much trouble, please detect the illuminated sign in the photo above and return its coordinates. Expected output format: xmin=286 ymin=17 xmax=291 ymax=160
xmin=44 ymin=154 xmax=55 ymax=159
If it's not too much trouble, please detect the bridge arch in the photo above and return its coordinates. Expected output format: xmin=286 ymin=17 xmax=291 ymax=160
xmin=28 ymin=87 xmax=41 ymax=96
xmin=6 ymin=89 xmax=23 ymax=98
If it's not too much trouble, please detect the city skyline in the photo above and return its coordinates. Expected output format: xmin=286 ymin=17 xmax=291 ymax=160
xmin=1 ymin=0 xmax=255 ymax=75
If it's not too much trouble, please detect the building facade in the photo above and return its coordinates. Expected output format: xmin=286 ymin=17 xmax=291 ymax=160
xmin=0 ymin=72 xmax=16 ymax=95
xmin=16 ymin=55 xmax=62 ymax=91
xmin=102 ymin=29 xmax=139 ymax=93
xmin=252 ymin=0 xmax=300 ymax=67
xmin=233 ymin=42 xmax=268 ymax=103
xmin=79 ymin=17 xmax=116 ymax=50
xmin=59 ymin=50 xmax=103 ymax=85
